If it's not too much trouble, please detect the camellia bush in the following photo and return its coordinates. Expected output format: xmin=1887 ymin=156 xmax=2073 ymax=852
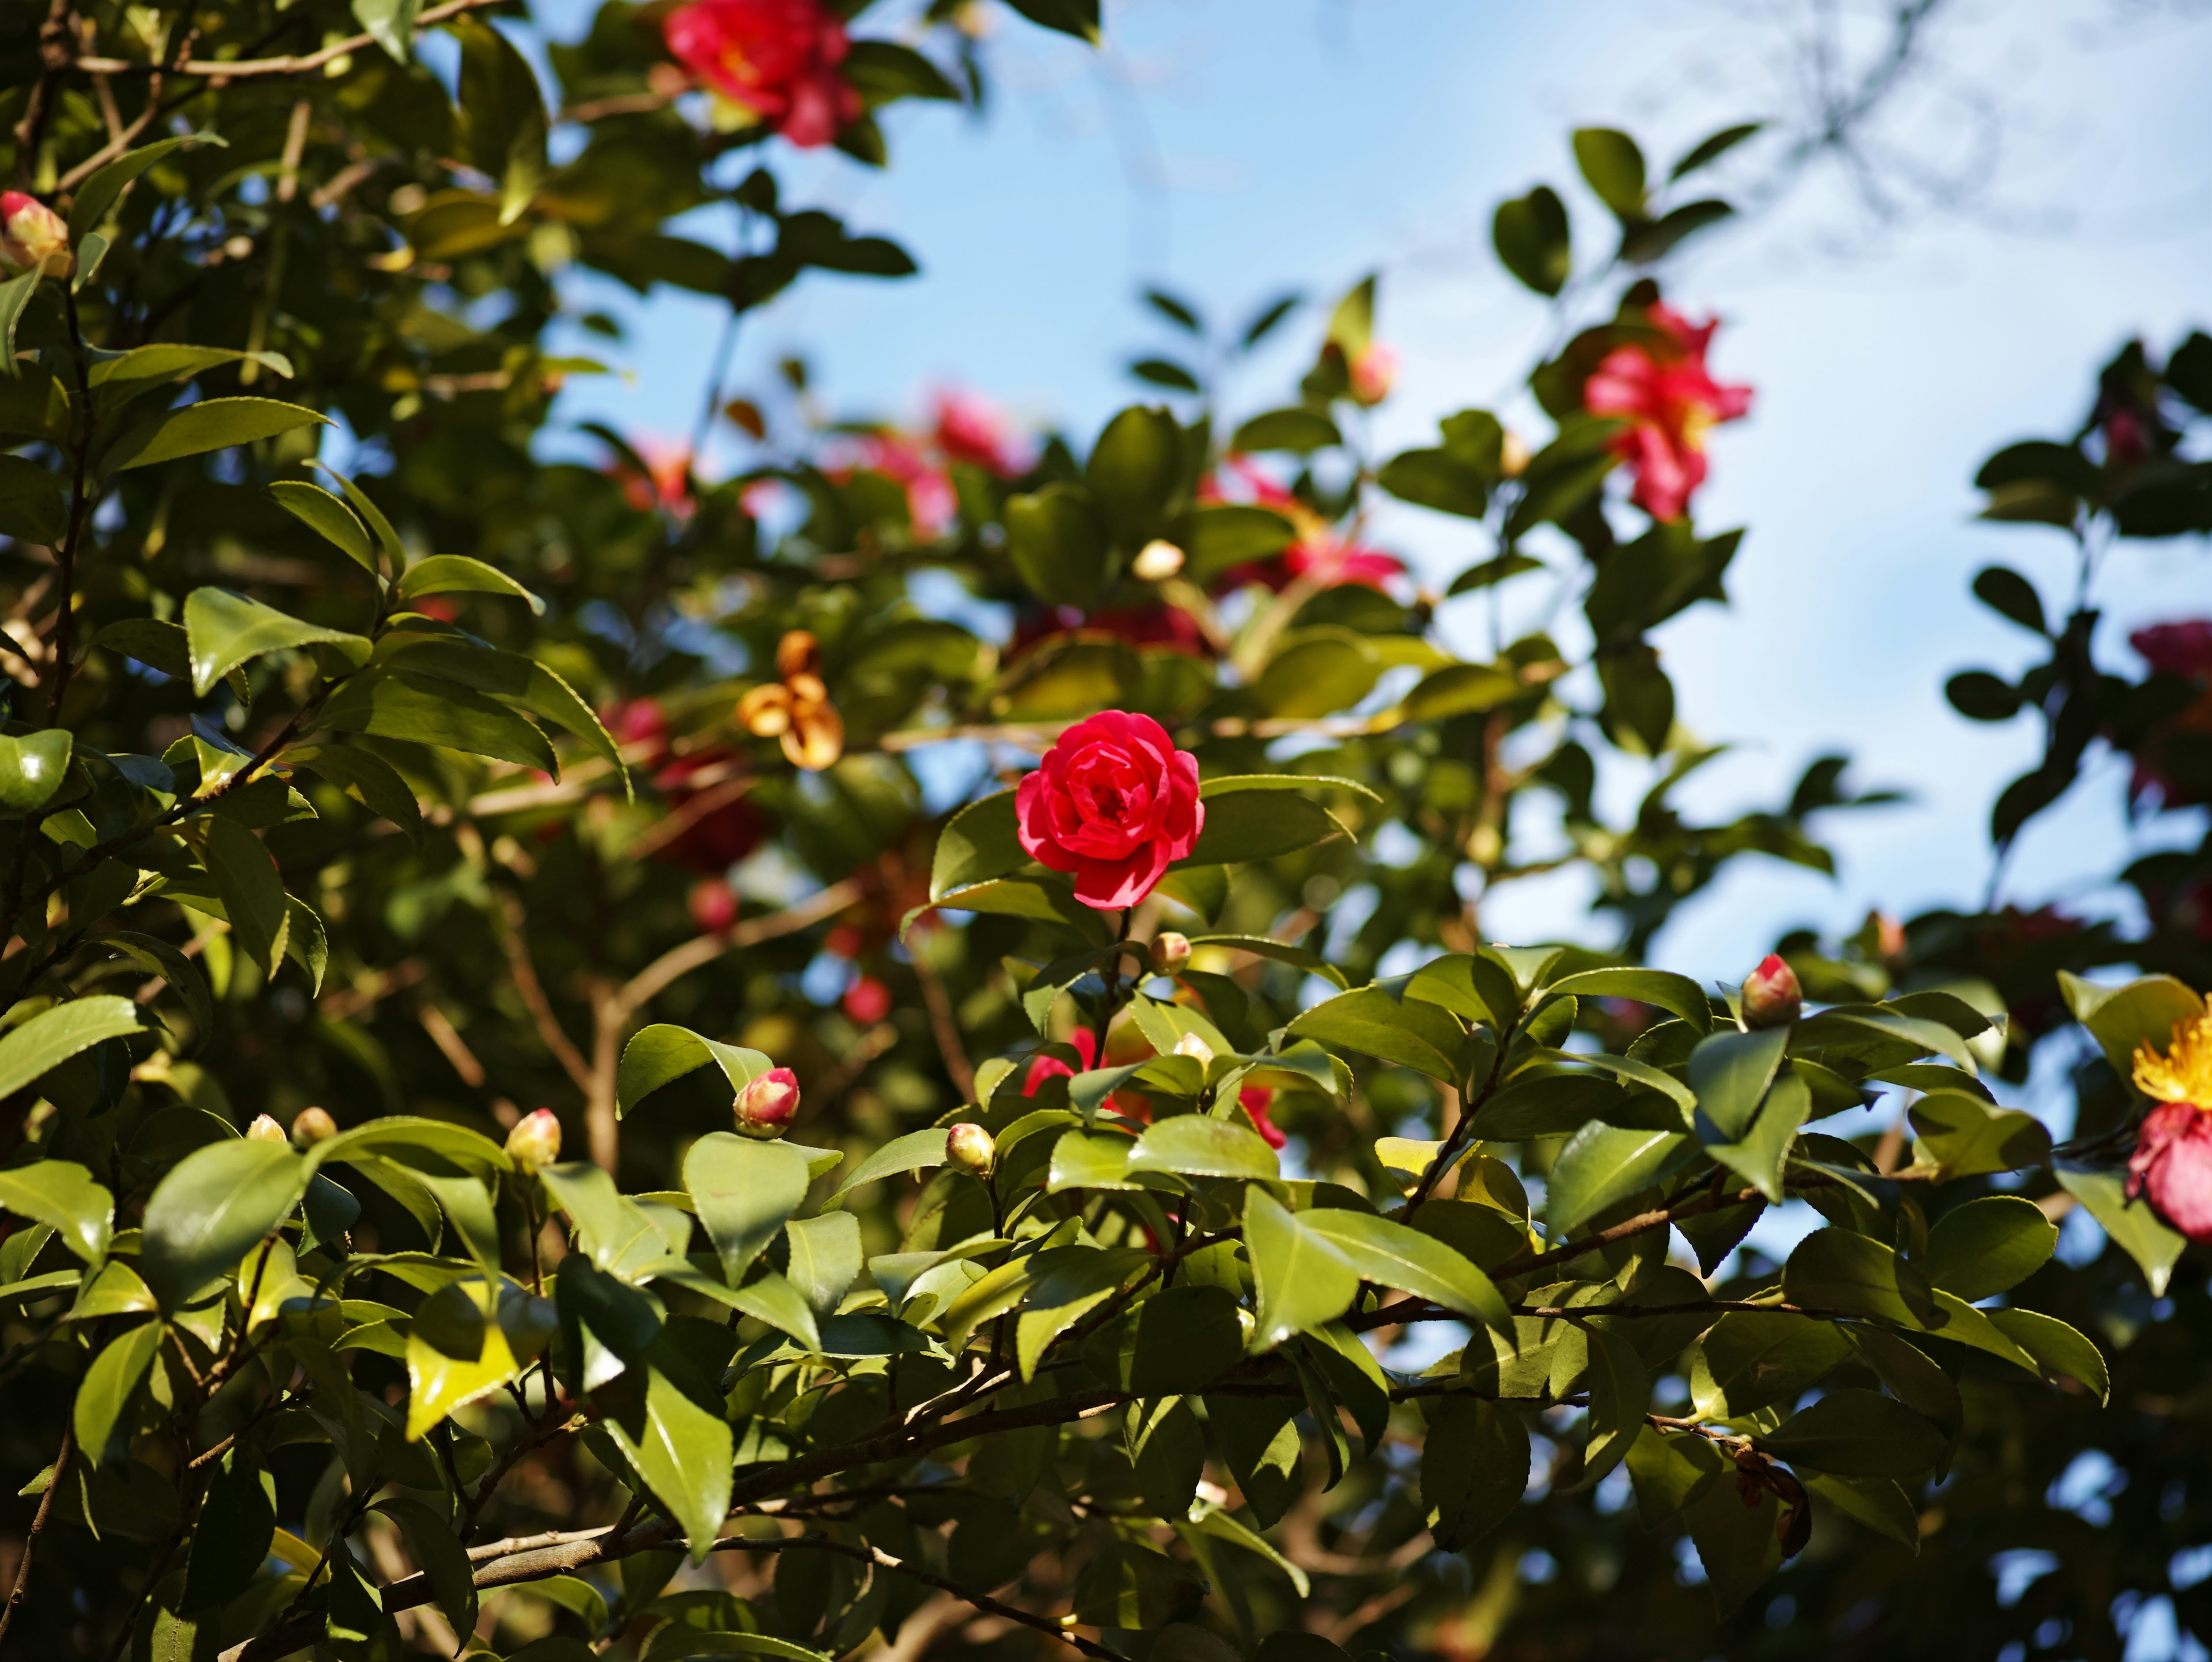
xmin=0 ymin=2 xmax=2206 ymax=1660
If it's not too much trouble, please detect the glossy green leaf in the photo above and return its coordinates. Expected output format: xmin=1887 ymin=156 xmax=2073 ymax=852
xmin=1782 ymin=1228 xmax=1938 ymax=1330
xmin=2059 ymin=970 xmax=2201 ymax=1078
xmin=1006 ymin=484 xmax=1109 ymax=607
xmin=74 ymin=1319 xmax=163 ymax=1463
xmin=1919 ymin=1194 xmax=2057 ymax=1300
xmin=1752 ymin=1388 xmax=1946 ymax=1478
xmin=1983 ymin=1307 xmax=2109 ymax=1402
xmin=2055 ymin=1162 xmax=2184 ymax=1297
xmin=0 ymin=728 xmax=71 ymax=813
xmin=1578 ymin=1326 xmax=1650 ymax=1489
xmin=377 ymin=1496 xmax=478 ymax=1634
xmin=318 ymin=669 xmax=558 ymax=774
xmin=1127 ymin=1115 xmax=1280 ymax=1181
xmin=384 ymin=638 xmax=618 ymax=774
xmin=113 ymin=397 xmax=328 ymax=471
xmin=396 ymin=554 xmax=544 ymax=613
xmin=200 ymin=815 xmax=289 ymax=978
xmin=827 ymin=1127 xmax=946 ymax=1202
xmin=1300 ymin=1206 xmax=1509 ymax=1330
xmin=1287 ymin=985 xmax=1465 ymax=1082
xmin=0 ymin=995 xmax=141 ymax=1101
xmin=182 ymin=588 xmax=369 ymax=698
xmin=683 ymin=1134 xmax=811 ymax=1286
xmin=618 ymin=1025 xmax=775 ymax=1119
xmin=1546 ymin=967 xmax=1713 ymax=1034
xmin=1244 ymin=1189 xmax=1360 ymax=1347
xmin=782 ymin=1212 xmax=861 ymax=1316
xmin=1544 ymin=1125 xmax=1688 ymax=1233
xmin=1015 ymin=1247 xmax=1149 ymax=1380
xmin=269 ymin=480 xmax=376 ymax=573
xmin=1183 ymin=783 xmax=1349 ymax=867
xmin=0 ymin=1160 xmax=112 ymax=1265
xmin=140 ymin=1138 xmax=305 ymax=1310
xmin=1905 ymin=1090 xmax=2051 ymax=1179
xmin=1687 ymin=1025 xmax=1787 ymax=1141
xmin=1692 ymin=1310 xmax=1851 ymax=1419
xmin=294 ymin=744 xmax=422 ymax=845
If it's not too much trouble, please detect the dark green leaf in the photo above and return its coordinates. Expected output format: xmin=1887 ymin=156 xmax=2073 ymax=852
xmin=140 ymin=1139 xmax=305 ymax=1310
xmin=1300 ymin=1206 xmax=1509 ymax=1330
xmin=396 ymin=555 xmax=544 ymax=615
xmin=1492 ymin=185 xmax=1571 ymax=296
xmin=1006 ymin=484 xmax=1109 ymax=607
xmin=1182 ymin=784 xmax=1349 ymax=866
xmin=1287 ymin=985 xmax=1464 ymax=1083
xmin=74 ymin=1320 xmax=163 ymax=1463
xmin=112 ymin=398 xmax=329 ymax=471
xmin=1545 ymin=1125 xmax=1688 ymax=1233
xmin=1918 ymin=1194 xmax=2056 ymax=1300
xmin=377 ymin=1496 xmax=476 ymax=1633
xmin=1752 ymin=1388 xmax=1945 ymax=1478
xmin=69 ymin=134 xmax=224 ymax=239
xmin=1670 ymin=122 xmax=1764 ymax=179
xmin=1422 ymin=1395 xmax=1528 ymax=1549
xmin=1572 ymin=127 xmax=1647 ymax=217
xmin=0 ymin=453 xmax=65 ymax=543
xmin=183 ymin=588 xmax=368 ymax=698
xmin=200 ymin=815 xmax=289 ymax=978
xmin=1244 ymin=1190 xmax=1360 ymax=1347
xmin=683 ymin=1133 xmax=811 ymax=1285
xmin=319 ymin=670 xmax=557 ymax=773
xmin=617 ymin=1025 xmax=774 ymax=1118
xmin=1782 ymin=1228 xmax=1937 ymax=1330
xmin=1229 ymin=408 xmax=1340 ymax=455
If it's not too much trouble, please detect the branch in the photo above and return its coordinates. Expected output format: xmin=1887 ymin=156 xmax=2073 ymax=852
xmin=616 ymin=877 xmax=865 ymax=1016
xmin=492 ymin=888 xmax=592 ymax=1098
xmin=71 ymin=0 xmax=507 ymax=81
xmin=0 ymin=1428 xmax=70 ymax=1650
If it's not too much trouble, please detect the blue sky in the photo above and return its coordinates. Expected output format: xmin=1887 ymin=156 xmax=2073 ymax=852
xmin=532 ymin=0 xmax=2212 ymax=984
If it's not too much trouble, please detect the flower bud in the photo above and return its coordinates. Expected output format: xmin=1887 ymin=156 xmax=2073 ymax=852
xmin=1149 ymin=931 xmax=1191 ymax=974
xmin=1741 ymin=954 xmax=1803 ymax=1029
xmin=246 ymin=1113 xmax=288 ymax=1142
xmin=505 ymin=1107 xmax=563 ymax=1170
xmin=734 ymin=1066 xmax=801 ymax=1139
xmin=1349 ymin=342 xmax=1399 ymax=406
xmin=0 ymin=192 xmax=72 ymax=279
xmin=1132 ymin=539 xmax=1185 ymax=582
xmin=946 ymin=1120 xmax=996 ymax=1176
xmin=1173 ymin=1031 xmax=1215 ymax=1065
xmin=290 ymin=1106 xmax=338 ymax=1148
xmin=1499 ymin=428 xmax=1531 ymax=479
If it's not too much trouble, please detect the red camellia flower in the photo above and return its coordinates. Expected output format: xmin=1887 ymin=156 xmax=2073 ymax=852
xmin=662 ymin=0 xmax=860 ymax=149
xmin=1582 ymin=302 xmax=1753 ymax=522
xmin=603 ymin=698 xmax=770 ymax=874
xmin=1023 ymin=1028 xmax=1096 ymax=1096
xmin=2128 ymin=1012 xmax=2212 ymax=1240
xmin=1016 ymin=711 xmax=1204 ymax=910
xmin=1203 ymin=459 xmax=1405 ymax=593
xmin=1239 ymin=1084 xmax=1287 ymax=1150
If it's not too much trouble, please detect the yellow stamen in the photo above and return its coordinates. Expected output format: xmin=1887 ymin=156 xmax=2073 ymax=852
xmin=2131 ymin=1009 xmax=2212 ymax=1104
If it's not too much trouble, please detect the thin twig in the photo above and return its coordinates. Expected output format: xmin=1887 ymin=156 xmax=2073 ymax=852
xmin=0 ymin=1428 xmax=70 ymax=1652
xmin=70 ymin=0 xmax=506 ymax=80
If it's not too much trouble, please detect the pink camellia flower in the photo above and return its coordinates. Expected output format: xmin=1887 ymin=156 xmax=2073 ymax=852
xmin=1239 ymin=1084 xmax=1286 ymax=1151
xmin=734 ymin=1066 xmax=801 ymax=1139
xmin=505 ymin=1108 xmax=563 ymax=1171
xmin=1023 ymin=1029 xmax=1096 ymax=1096
xmin=1582 ymin=302 xmax=1753 ymax=522
xmin=1204 ymin=459 xmax=1405 ymax=593
xmin=843 ymin=975 xmax=891 ymax=1025
xmin=0 ymin=192 xmax=72 ymax=279
xmin=1349 ymin=341 xmax=1398 ymax=407
xmin=2128 ymin=1012 xmax=2212 ymax=1240
xmin=931 ymin=388 xmax=1025 ymax=476
xmin=608 ymin=435 xmax=694 ymax=518
xmin=849 ymin=431 xmax=957 ymax=539
xmin=1016 ymin=711 xmax=1204 ymax=910
xmin=662 ymin=0 xmax=860 ymax=149
xmin=1741 ymin=953 xmax=1802 ymax=1029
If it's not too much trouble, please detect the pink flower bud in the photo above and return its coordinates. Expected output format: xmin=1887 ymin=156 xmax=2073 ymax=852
xmin=290 ymin=1106 xmax=338 ymax=1147
xmin=0 ymin=192 xmax=73 ymax=279
xmin=734 ymin=1067 xmax=801 ymax=1139
xmin=946 ymin=1120 xmax=995 ymax=1176
xmin=1149 ymin=932 xmax=1191 ymax=974
xmin=246 ymin=1114 xmax=287 ymax=1143
xmin=1349 ymin=341 xmax=1398 ymax=406
xmin=505 ymin=1107 xmax=563 ymax=1170
xmin=1741 ymin=954 xmax=1802 ymax=1029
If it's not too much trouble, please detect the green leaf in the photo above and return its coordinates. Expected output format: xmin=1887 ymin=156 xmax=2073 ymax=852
xmin=1982 ymin=1308 xmax=2108 ymax=1402
xmin=1544 ymin=1125 xmax=1688 ymax=1233
xmin=1287 ymin=985 xmax=1465 ymax=1083
xmin=352 ymin=0 xmax=425 ymax=63
xmin=1578 ymin=1326 xmax=1650 ymax=1489
xmin=1127 ymin=1115 xmax=1280 ymax=1181
xmin=453 ymin=15 xmax=548 ymax=224
xmin=683 ymin=1133 xmax=811 ymax=1286
xmin=200 ymin=815 xmax=289 ymax=978
xmin=0 ymin=729 xmax=74 ymax=813
xmin=843 ymin=38 xmax=961 ymax=104
xmin=0 ymin=1160 xmax=112 ymax=1265
xmin=319 ymin=669 xmax=557 ymax=774
xmin=1015 ymin=1247 xmax=1149 ymax=1380
xmin=1625 ymin=1424 xmax=1722 ymax=1527
xmin=1377 ymin=447 xmax=1490 ymax=518
xmin=1688 ymin=1026 xmax=1787 ymax=1140
xmin=1545 ymin=968 xmax=1713 ymax=1035
xmin=113 ymin=397 xmax=328 ymax=471
xmin=396 ymin=555 xmax=545 ymax=615
xmin=1904 ymin=1090 xmax=2051 ymax=1179
xmin=782 ymin=1212 xmax=861 ymax=1316
xmin=140 ymin=1138 xmax=305 ymax=1311
xmin=376 ymin=1496 xmax=476 ymax=1634
xmin=1572 ymin=127 xmax=1647 ymax=217
xmin=73 ymin=1319 xmax=163 ymax=1463
xmin=1001 ymin=0 xmax=1101 ymax=43
xmin=1300 ymin=1206 xmax=1509 ymax=1330
xmin=1691 ymin=1310 xmax=1851 ymax=1419
xmin=1228 ymin=408 xmax=1342 ymax=455
xmin=0 ymin=995 xmax=142 ymax=1101
xmin=1086 ymin=405 xmax=1183 ymax=543
xmin=0 ymin=272 xmax=41 ymax=371
xmin=1682 ymin=1455 xmax=1780 ymax=1616
xmin=618 ymin=1025 xmax=774 ymax=1118
xmin=310 ymin=464 xmax=407 ymax=572
xmin=1396 ymin=661 xmax=1521 ymax=723
xmin=931 ymin=789 xmax=1024 ymax=898
xmin=1798 ymin=1471 xmax=1919 ymax=1550
xmin=383 ymin=639 xmax=618 ymax=775
xmin=1493 ymin=185 xmax=1571 ymax=296
xmin=1671 ymin=121 xmax=1765 ymax=179
xmin=1782 ymin=1228 xmax=1937 ymax=1330
xmin=1181 ymin=784 xmax=1348 ymax=868
xmin=182 ymin=1456 xmax=277 ymax=1611
xmin=295 ymin=744 xmax=422 ymax=845
xmin=827 ymin=1127 xmax=948 ymax=1203
xmin=1127 ymin=1396 xmax=1206 ymax=1519
xmin=2055 ymin=1162 xmax=2184 ymax=1297
xmin=182 ymin=588 xmax=369 ymax=698
xmin=1422 ymin=1395 xmax=1528 ymax=1549
xmin=1244 ymin=1189 xmax=1360 ymax=1347
xmin=1918 ymin=1194 xmax=2056 ymax=1300
xmin=1752 ymin=1388 xmax=1946 ymax=1478
xmin=1706 ymin=1067 xmax=1810 ymax=1203
xmin=311 ymin=1116 xmax=512 ymax=1177
xmin=69 ymin=134 xmax=223 ymax=240
xmin=1006 ymin=483 xmax=1109 ymax=608
xmin=1185 ymin=935 xmax=1347 ymax=990
xmin=1250 ymin=629 xmax=1381 ymax=718
xmin=406 ymin=1276 xmax=555 ymax=1438
xmin=2058 ymin=971 xmax=2202 ymax=1079
xmin=1085 ymin=1284 xmax=1244 ymax=1395
xmin=0 ymin=453 xmax=65 ymax=543
xmin=269 ymin=481 xmax=376 ymax=574
xmin=1171 ymin=502 xmax=1297 ymax=584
